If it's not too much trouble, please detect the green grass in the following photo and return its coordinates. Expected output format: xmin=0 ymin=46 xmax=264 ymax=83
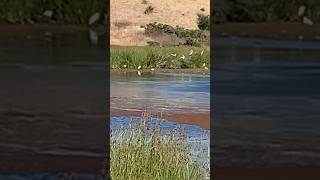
xmin=110 ymin=46 xmax=210 ymax=69
xmin=110 ymin=115 xmax=206 ymax=180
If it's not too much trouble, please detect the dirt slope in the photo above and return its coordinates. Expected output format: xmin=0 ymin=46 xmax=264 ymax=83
xmin=110 ymin=0 xmax=209 ymax=46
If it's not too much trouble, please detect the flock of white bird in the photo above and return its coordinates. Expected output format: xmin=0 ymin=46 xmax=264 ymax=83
xmin=122 ymin=49 xmax=208 ymax=75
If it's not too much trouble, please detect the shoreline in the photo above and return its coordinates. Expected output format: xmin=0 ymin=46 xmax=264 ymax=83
xmin=110 ymin=68 xmax=210 ymax=74
xmin=0 ymin=22 xmax=319 ymax=42
xmin=110 ymin=109 xmax=210 ymax=129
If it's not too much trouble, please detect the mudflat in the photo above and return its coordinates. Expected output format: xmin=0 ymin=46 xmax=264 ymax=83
xmin=111 ymin=109 xmax=210 ymax=129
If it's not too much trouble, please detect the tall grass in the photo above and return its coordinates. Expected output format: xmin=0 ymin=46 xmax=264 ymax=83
xmin=110 ymin=46 xmax=210 ymax=69
xmin=110 ymin=113 xmax=207 ymax=180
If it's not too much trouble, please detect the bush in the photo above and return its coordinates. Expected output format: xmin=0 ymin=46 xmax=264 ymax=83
xmin=197 ymin=14 xmax=210 ymax=30
xmin=144 ymin=5 xmax=154 ymax=14
xmin=144 ymin=22 xmax=208 ymax=46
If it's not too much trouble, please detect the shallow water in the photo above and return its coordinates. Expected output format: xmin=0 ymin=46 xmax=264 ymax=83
xmin=111 ymin=72 xmax=210 ymax=113
xmin=213 ymin=37 xmax=320 ymax=167
xmin=110 ymin=59 xmax=211 ymax=175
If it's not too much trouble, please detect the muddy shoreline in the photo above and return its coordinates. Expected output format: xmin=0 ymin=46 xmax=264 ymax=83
xmin=110 ymin=109 xmax=210 ymax=129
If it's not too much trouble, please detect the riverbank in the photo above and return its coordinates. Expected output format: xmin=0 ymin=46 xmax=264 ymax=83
xmin=111 ymin=46 xmax=210 ymax=69
xmin=111 ymin=68 xmax=210 ymax=74
xmin=1 ymin=22 xmax=320 ymax=42
xmin=111 ymin=109 xmax=210 ymax=129
xmin=213 ymin=22 xmax=320 ymax=41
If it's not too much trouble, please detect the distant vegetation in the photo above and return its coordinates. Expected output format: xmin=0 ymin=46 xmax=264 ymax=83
xmin=0 ymin=0 xmax=107 ymax=25
xmin=213 ymin=0 xmax=320 ymax=23
xmin=2 ymin=0 xmax=320 ymax=25
xmin=144 ymin=18 xmax=209 ymax=47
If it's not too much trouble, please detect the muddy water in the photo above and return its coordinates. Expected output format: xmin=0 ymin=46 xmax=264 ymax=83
xmin=0 ymin=32 xmax=107 ymax=174
xmin=213 ymin=37 xmax=320 ymax=167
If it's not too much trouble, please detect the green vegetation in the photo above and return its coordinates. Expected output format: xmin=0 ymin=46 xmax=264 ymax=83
xmin=110 ymin=115 xmax=206 ymax=180
xmin=197 ymin=14 xmax=210 ymax=30
xmin=213 ymin=0 xmax=320 ymax=23
xmin=0 ymin=0 xmax=106 ymax=24
xmin=145 ymin=21 xmax=209 ymax=46
xmin=110 ymin=46 xmax=210 ymax=69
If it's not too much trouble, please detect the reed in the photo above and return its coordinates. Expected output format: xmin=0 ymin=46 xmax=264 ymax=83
xmin=110 ymin=113 xmax=208 ymax=180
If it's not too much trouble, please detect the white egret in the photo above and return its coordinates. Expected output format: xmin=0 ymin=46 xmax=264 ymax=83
xmin=189 ymin=50 xmax=193 ymax=56
xmin=200 ymin=49 xmax=204 ymax=56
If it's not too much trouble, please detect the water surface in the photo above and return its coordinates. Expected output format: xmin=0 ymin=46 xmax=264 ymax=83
xmin=213 ymin=37 xmax=320 ymax=167
xmin=0 ymin=31 xmax=107 ymax=173
xmin=111 ymin=72 xmax=210 ymax=113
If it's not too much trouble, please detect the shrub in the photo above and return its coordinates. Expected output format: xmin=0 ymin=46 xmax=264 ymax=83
xmin=144 ymin=5 xmax=154 ymax=14
xmin=114 ymin=21 xmax=131 ymax=28
xmin=144 ymin=22 xmax=208 ymax=46
xmin=197 ymin=14 xmax=210 ymax=30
